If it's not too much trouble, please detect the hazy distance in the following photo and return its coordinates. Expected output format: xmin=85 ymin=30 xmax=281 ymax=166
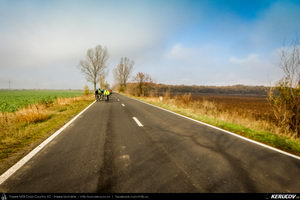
xmin=0 ymin=0 xmax=300 ymax=89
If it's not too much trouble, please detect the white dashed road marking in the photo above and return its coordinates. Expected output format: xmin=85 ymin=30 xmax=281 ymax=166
xmin=132 ymin=117 xmax=143 ymax=127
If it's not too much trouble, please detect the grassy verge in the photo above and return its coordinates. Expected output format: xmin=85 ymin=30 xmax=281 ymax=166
xmin=0 ymin=95 xmax=94 ymax=174
xmin=124 ymin=94 xmax=300 ymax=157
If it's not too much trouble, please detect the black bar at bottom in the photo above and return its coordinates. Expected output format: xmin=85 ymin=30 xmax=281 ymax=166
xmin=1 ymin=193 xmax=300 ymax=200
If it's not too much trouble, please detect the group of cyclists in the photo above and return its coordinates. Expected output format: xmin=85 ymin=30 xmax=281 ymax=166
xmin=95 ymin=88 xmax=112 ymax=102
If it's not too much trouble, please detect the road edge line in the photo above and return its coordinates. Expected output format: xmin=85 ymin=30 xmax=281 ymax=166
xmin=121 ymin=94 xmax=300 ymax=161
xmin=0 ymin=100 xmax=96 ymax=185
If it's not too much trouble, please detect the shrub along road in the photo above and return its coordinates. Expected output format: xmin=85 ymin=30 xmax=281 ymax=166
xmin=0 ymin=93 xmax=299 ymax=192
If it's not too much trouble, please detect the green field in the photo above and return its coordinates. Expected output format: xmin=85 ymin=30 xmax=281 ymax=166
xmin=0 ymin=90 xmax=83 ymax=112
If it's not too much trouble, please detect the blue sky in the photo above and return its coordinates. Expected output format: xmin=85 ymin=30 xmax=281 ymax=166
xmin=0 ymin=0 xmax=300 ymax=89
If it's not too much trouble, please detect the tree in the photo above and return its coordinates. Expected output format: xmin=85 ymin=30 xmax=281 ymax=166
xmin=134 ymin=72 xmax=152 ymax=96
xmin=268 ymin=39 xmax=300 ymax=137
xmin=79 ymin=45 xmax=109 ymax=91
xmin=99 ymin=75 xmax=110 ymax=89
xmin=99 ymin=70 xmax=109 ymax=89
xmin=113 ymin=57 xmax=134 ymax=92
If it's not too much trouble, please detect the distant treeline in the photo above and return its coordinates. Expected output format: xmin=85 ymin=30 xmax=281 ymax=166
xmin=127 ymin=83 xmax=270 ymax=96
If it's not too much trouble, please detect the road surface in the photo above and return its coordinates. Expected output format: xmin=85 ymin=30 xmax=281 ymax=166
xmin=0 ymin=93 xmax=299 ymax=192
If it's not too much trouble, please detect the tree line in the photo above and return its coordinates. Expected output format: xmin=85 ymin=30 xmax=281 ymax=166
xmin=78 ymin=40 xmax=299 ymax=137
xmin=142 ymin=84 xmax=269 ymax=96
xmin=76 ymin=45 xmax=269 ymax=96
xmin=78 ymin=45 xmax=152 ymax=96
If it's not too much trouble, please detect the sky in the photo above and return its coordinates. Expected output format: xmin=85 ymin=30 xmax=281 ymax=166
xmin=0 ymin=0 xmax=300 ymax=89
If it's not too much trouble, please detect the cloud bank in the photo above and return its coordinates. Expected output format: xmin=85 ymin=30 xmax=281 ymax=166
xmin=0 ymin=0 xmax=299 ymax=89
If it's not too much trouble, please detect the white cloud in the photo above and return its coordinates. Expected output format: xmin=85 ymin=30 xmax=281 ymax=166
xmin=0 ymin=1 xmax=183 ymax=88
xmin=229 ymin=54 xmax=260 ymax=65
xmin=165 ymin=43 xmax=225 ymax=64
xmin=166 ymin=44 xmax=185 ymax=60
xmin=163 ymin=45 xmax=283 ymax=86
xmin=166 ymin=44 xmax=200 ymax=61
xmin=229 ymin=53 xmax=276 ymax=70
xmin=228 ymin=53 xmax=282 ymax=85
xmin=1 ymin=0 xmax=297 ymax=88
xmin=0 ymin=14 xmax=167 ymax=69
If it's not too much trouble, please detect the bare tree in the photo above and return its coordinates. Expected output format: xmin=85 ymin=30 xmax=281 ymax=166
xmin=113 ymin=57 xmax=134 ymax=92
xmin=268 ymin=39 xmax=300 ymax=137
xmin=134 ymin=72 xmax=152 ymax=96
xmin=79 ymin=45 xmax=109 ymax=91
xmin=99 ymin=70 xmax=109 ymax=89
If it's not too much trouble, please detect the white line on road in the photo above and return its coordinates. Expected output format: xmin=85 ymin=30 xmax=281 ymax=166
xmin=123 ymin=94 xmax=300 ymax=161
xmin=121 ymin=104 xmax=125 ymax=107
xmin=133 ymin=117 xmax=143 ymax=127
xmin=0 ymin=101 xmax=97 ymax=185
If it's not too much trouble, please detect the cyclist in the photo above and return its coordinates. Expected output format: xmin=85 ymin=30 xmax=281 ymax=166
xmin=98 ymin=88 xmax=104 ymax=100
xmin=103 ymin=89 xmax=110 ymax=101
xmin=95 ymin=88 xmax=99 ymax=101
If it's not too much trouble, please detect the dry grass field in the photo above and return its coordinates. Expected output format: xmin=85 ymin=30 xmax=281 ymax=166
xmin=132 ymin=92 xmax=300 ymax=155
xmin=190 ymin=94 xmax=274 ymax=122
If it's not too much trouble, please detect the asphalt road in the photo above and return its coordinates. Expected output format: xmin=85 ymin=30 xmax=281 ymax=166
xmin=0 ymin=93 xmax=299 ymax=193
